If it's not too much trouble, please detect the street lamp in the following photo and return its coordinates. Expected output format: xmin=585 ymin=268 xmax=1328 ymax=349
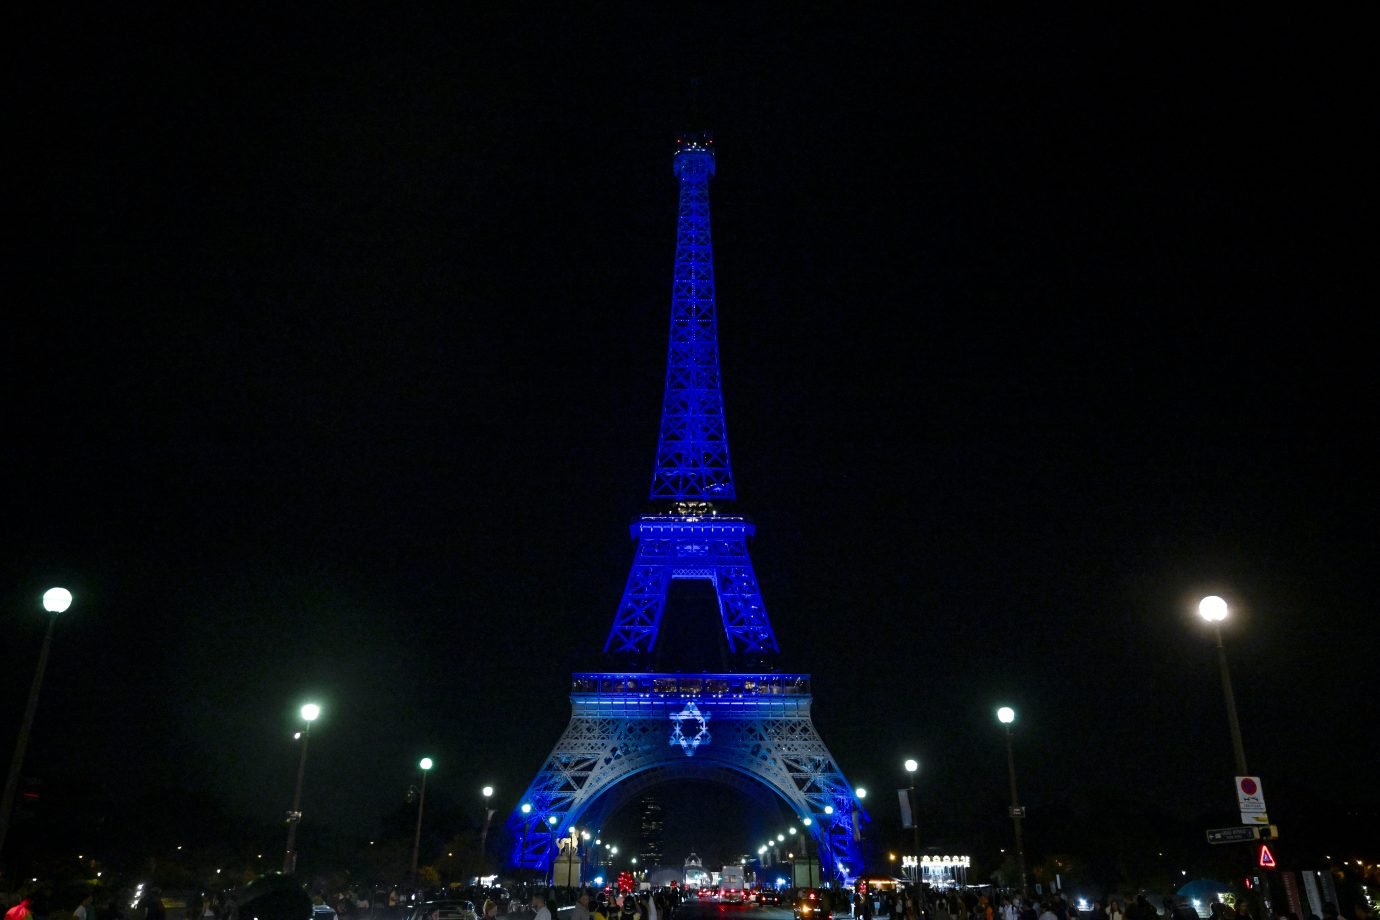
xmin=480 ymin=785 xmax=495 ymax=877
xmin=0 ymin=587 xmax=73 ymax=862
xmin=801 ymin=818 xmax=818 ymax=888
xmin=283 ymin=702 xmax=321 ymax=873
xmin=1198 ymin=596 xmax=1248 ymax=776
xmin=903 ymin=759 xmax=920 ymax=883
xmin=996 ymin=706 xmax=1027 ymax=893
xmin=410 ymin=757 xmax=434 ymax=883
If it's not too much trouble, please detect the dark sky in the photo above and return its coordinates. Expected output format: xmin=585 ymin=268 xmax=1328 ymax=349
xmin=6 ymin=6 xmax=1376 ymax=869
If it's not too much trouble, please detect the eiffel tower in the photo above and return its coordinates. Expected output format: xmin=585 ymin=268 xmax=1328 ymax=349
xmin=506 ymin=129 xmax=866 ymax=883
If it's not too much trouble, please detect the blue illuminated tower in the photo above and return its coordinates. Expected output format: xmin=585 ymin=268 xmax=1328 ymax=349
xmin=605 ymin=130 xmax=778 ymax=661
xmin=507 ymin=130 xmax=866 ymax=884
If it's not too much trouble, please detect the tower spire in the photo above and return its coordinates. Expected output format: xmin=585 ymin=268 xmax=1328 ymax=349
xmin=650 ymin=129 xmax=735 ymax=502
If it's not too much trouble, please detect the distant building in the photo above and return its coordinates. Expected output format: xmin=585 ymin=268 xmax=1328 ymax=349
xmin=639 ymin=795 xmax=664 ymax=867
xmin=684 ymin=852 xmax=711 ymax=889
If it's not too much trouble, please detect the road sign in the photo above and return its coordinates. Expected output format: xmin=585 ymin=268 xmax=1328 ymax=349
xmin=1009 ymin=806 xmax=1026 ymax=818
xmin=1207 ymin=826 xmax=1258 ymax=844
xmin=1207 ymin=825 xmax=1279 ymax=844
xmin=1236 ymin=776 xmax=1269 ymax=824
xmin=1259 ymin=844 xmax=1277 ymax=869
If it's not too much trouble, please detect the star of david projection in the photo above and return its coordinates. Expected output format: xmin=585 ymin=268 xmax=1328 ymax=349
xmin=669 ymin=701 xmax=711 ymax=756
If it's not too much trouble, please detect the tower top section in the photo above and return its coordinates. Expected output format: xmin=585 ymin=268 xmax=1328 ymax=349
xmin=651 ymin=129 xmax=735 ymax=502
xmin=673 ymin=130 xmax=716 ymax=178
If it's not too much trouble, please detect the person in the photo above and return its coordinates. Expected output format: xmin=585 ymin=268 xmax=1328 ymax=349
xmin=483 ymin=900 xmax=498 ymax=920
xmin=1040 ymin=904 xmax=1059 ymax=920
xmin=230 ymin=875 xmax=312 ymax=920
xmin=573 ymin=893 xmax=591 ymax=920
xmin=75 ymin=897 xmax=97 ymax=920
xmin=5 ymin=899 xmax=33 ymax=920
xmin=1002 ymin=898 xmax=1018 ymax=920
xmin=591 ymin=898 xmax=608 ymax=920
xmin=531 ymin=894 xmax=551 ymax=920
xmin=140 ymin=890 xmax=167 ymax=920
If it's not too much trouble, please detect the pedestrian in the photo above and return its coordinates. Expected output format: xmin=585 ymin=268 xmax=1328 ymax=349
xmin=75 ymin=897 xmax=97 ymax=920
xmin=1040 ymin=904 xmax=1059 ymax=920
xmin=531 ymin=894 xmax=551 ymax=920
xmin=5 ymin=899 xmax=33 ymax=920
xmin=573 ymin=893 xmax=591 ymax=920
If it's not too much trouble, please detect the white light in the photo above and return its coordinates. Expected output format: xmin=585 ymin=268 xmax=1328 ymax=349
xmin=43 ymin=587 xmax=73 ymax=613
xmin=997 ymin=707 xmax=1015 ymax=725
xmin=777 ymin=834 xmax=785 ymax=842
xmin=548 ymin=816 xmax=558 ymax=825
xmin=803 ymin=818 xmax=812 ymax=826
xmin=855 ymin=787 xmax=867 ymax=799
xmin=482 ymin=785 xmax=494 ymax=797
xmin=300 ymin=703 xmax=321 ymax=722
xmin=1199 ymin=595 xmax=1228 ymax=622
xmin=420 ymin=757 xmax=434 ymax=770
xmin=294 ymin=732 xmax=302 ymax=740
xmin=824 ymin=805 xmax=834 ymax=815
xmin=904 ymin=758 xmax=918 ymax=773
xmin=521 ymin=803 xmax=532 ymax=814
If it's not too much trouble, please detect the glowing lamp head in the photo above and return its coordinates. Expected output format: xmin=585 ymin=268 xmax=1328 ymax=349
xmin=420 ymin=757 xmax=434 ymax=771
xmin=997 ymin=706 xmax=1016 ymax=725
xmin=777 ymin=834 xmax=785 ymax=842
xmin=547 ymin=816 xmax=558 ymax=826
xmin=824 ymin=805 xmax=834 ymax=815
xmin=802 ymin=818 xmax=812 ymax=826
xmin=482 ymin=785 xmax=494 ymax=797
xmin=300 ymin=703 xmax=321 ymax=722
xmin=521 ymin=803 xmax=532 ymax=814
xmin=43 ymin=587 xmax=73 ymax=614
xmin=1199 ymin=595 xmax=1229 ymax=622
xmin=855 ymin=787 xmax=867 ymax=799
xmin=904 ymin=758 xmax=918 ymax=773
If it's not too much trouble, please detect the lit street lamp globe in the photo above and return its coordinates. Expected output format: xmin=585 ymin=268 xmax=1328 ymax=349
xmin=997 ymin=706 xmax=1015 ymax=725
xmin=904 ymin=758 xmax=918 ymax=773
xmin=1199 ymin=595 xmax=1229 ymax=622
xmin=420 ymin=757 xmax=434 ymax=771
xmin=547 ymin=816 xmax=558 ymax=826
xmin=824 ymin=805 xmax=834 ymax=815
xmin=521 ymin=803 xmax=532 ymax=814
xmin=855 ymin=787 xmax=867 ymax=799
xmin=777 ymin=834 xmax=785 ymax=842
xmin=300 ymin=703 xmax=321 ymax=722
xmin=43 ymin=587 xmax=73 ymax=614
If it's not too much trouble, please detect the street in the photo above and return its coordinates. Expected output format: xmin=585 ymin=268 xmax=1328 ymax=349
xmin=670 ymin=903 xmax=796 ymax=920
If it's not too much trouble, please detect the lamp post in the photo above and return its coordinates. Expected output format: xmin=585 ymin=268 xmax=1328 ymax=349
xmin=802 ymin=818 xmax=818 ymax=888
xmin=0 ymin=587 xmax=72 ymax=862
xmin=547 ymin=815 xmax=559 ymax=885
xmin=1198 ymin=596 xmax=1248 ymax=776
xmin=410 ymin=757 xmax=434 ymax=884
xmin=903 ymin=759 xmax=920 ymax=883
xmin=520 ymin=803 xmax=532 ymax=879
xmin=283 ymin=702 xmax=321 ymax=874
xmin=996 ymin=707 xmax=1027 ymax=894
xmin=479 ymin=785 xmax=495 ymax=879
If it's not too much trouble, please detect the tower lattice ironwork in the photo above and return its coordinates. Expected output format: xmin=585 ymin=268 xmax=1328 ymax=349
xmin=507 ymin=130 xmax=866 ymax=884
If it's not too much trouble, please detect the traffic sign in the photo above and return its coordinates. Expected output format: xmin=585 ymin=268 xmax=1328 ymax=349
xmin=1208 ymin=826 xmax=1258 ymax=844
xmin=1009 ymin=806 xmax=1026 ymax=818
xmin=1237 ymin=776 xmax=1269 ymax=824
xmin=1259 ymin=844 xmax=1277 ymax=869
xmin=1207 ymin=825 xmax=1279 ymax=844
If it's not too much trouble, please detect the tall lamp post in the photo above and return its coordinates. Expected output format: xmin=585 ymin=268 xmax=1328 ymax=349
xmin=479 ymin=785 xmax=495 ymax=879
xmin=1198 ymin=596 xmax=1248 ymax=775
xmin=802 ymin=818 xmax=817 ymax=888
xmin=283 ymin=702 xmax=322 ymax=874
xmin=903 ymin=759 xmax=920 ymax=883
xmin=0 ymin=587 xmax=72 ymax=862
xmin=996 ymin=707 xmax=1027 ymax=894
xmin=410 ymin=757 xmax=434 ymax=884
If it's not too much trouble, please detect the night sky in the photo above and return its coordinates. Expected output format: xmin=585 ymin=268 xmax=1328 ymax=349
xmin=7 ymin=6 xmax=1376 ymax=872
